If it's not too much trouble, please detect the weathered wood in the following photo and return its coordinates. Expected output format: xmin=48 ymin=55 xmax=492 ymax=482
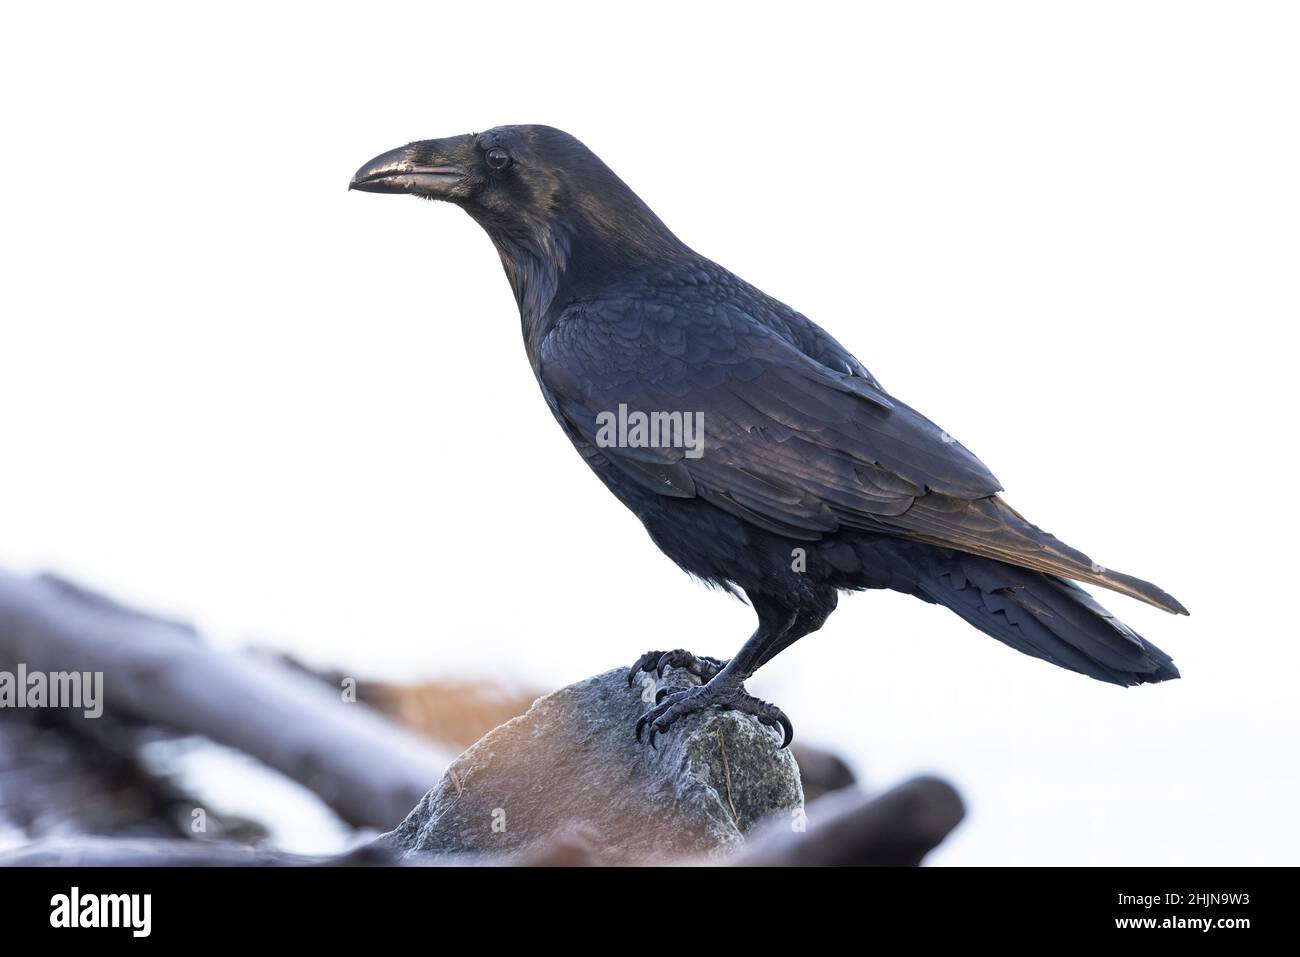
xmin=0 ymin=780 xmax=964 ymax=866
xmin=0 ymin=836 xmax=413 ymax=867
xmin=0 ymin=569 xmax=453 ymax=830
xmin=0 ymin=567 xmax=964 ymax=865
xmin=733 ymin=776 xmax=965 ymax=866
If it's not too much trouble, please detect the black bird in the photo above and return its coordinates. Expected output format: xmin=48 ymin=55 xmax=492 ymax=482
xmin=351 ymin=125 xmax=1186 ymax=748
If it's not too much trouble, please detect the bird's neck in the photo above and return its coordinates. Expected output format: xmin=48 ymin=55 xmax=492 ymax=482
xmin=478 ymin=206 xmax=689 ymax=365
xmin=484 ymin=219 xmax=571 ymax=365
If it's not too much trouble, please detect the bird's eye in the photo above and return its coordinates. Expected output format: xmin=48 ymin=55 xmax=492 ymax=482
xmin=486 ymin=148 xmax=511 ymax=171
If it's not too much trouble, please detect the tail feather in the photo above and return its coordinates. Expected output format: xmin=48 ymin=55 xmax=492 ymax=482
xmin=910 ymin=549 xmax=1180 ymax=686
xmin=892 ymin=495 xmax=1190 ymax=616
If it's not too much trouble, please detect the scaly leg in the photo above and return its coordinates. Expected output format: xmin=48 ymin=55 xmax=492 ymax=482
xmin=633 ymin=599 xmax=797 ymax=748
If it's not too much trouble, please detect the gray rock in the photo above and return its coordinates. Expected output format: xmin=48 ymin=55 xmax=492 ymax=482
xmin=382 ymin=667 xmax=804 ymax=863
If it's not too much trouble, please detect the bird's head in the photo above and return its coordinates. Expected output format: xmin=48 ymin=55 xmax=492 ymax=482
xmin=350 ymin=125 xmax=684 ymax=271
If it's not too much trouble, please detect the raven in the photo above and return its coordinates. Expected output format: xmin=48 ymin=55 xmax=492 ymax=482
xmin=351 ymin=125 xmax=1186 ymax=748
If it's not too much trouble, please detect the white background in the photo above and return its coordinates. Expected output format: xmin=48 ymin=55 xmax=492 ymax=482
xmin=1 ymin=1 xmax=1296 ymax=864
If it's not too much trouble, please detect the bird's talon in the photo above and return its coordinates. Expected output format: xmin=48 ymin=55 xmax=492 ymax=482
xmin=632 ymin=681 xmax=794 ymax=749
xmin=654 ymin=652 xmax=673 ymax=679
xmin=627 ymin=650 xmax=669 ymax=687
xmin=776 ymin=714 xmax=794 ymax=749
xmin=628 ymin=649 xmax=725 ymax=686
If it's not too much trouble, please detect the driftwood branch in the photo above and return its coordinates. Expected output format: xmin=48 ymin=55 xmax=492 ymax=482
xmin=0 ymin=566 xmax=964 ymax=865
xmin=734 ymin=776 xmax=965 ymax=866
xmin=0 ymin=836 xmax=407 ymax=867
xmin=0 ymin=781 xmax=963 ymax=866
xmin=0 ymin=569 xmax=452 ymax=830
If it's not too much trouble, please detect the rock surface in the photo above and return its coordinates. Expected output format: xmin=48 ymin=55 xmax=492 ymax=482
xmin=382 ymin=667 xmax=804 ymax=863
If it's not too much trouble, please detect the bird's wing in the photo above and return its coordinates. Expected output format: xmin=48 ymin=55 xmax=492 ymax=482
xmin=751 ymin=299 xmax=885 ymax=387
xmin=537 ymin=299 xmax=1186 ymax=615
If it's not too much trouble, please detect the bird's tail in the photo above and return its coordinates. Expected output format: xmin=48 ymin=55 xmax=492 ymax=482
xmin=896 ymin=545 xmax=1180 ymax=686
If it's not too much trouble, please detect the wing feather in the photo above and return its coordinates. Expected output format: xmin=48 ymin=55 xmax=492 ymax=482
xmin=538 ymin=299 xmax=1185 ymax=614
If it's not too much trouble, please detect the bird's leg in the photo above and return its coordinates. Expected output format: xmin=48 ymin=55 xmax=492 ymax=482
xmin=752 ymin=593 xmax=837 ymax=670
xmin=633 ymin=604 xmax=797 ymax=749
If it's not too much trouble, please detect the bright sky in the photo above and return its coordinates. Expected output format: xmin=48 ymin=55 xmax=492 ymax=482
xmin=1 ymin=1 xmax=1296 ymax=864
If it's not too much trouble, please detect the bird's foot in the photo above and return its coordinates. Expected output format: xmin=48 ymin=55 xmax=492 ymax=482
xmin=625 ymin=649 xmax=726 ymax=687
xmin=634 ymin=675 xmax=793 ymax=750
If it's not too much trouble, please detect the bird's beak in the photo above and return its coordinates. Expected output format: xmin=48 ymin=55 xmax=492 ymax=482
xmin=349 ymin=136 xmax=472 ymax=198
